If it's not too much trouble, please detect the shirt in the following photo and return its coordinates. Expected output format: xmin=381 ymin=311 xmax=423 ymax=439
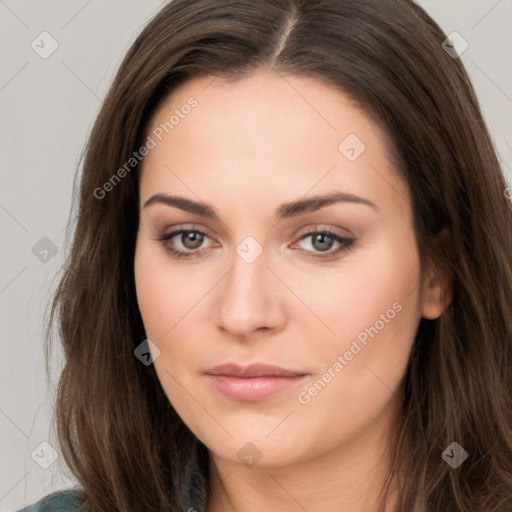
xmin=16 ymin=490 xmax=86 ymax=512
xmin=14 ymin=488 xmax=204 ymax=512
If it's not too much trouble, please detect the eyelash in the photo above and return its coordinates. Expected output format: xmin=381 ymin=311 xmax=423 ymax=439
xmin=154 ymin=227 xmax=356 ymax=261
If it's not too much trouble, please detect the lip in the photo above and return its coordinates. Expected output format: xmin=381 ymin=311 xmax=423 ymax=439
xmin=205 ymin=363 xmax=308 ymax=401
xmin=206 ymin=363 xmax=306 ymax=378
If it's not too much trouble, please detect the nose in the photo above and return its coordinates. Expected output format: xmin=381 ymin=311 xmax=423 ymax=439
xmin=214 ymin=244 xmax=287 ymax=340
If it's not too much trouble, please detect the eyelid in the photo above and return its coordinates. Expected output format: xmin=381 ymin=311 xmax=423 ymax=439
xmin=293 ymin=223 xmax=354 ymax=239
xmin=157 ymin=223 xmax=217 ymax=241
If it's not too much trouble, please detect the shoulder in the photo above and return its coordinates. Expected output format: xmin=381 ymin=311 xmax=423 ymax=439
xmin=15 ymin=490 xmax=86 ymax=512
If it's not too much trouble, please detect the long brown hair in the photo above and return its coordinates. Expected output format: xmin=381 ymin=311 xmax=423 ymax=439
xmin=46 ymin=0 xmax=512 ymax=510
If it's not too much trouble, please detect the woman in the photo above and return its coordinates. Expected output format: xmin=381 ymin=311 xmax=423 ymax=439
xmin=18 ymin=0 xmax=512 ymax=511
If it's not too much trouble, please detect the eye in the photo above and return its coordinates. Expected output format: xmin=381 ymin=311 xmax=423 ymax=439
xmin=155 ymin=228 xmax=216 ymax=259
xmin=291 ymin=230 xmax=355 ymax=260
xmin=154 ymin=226 xmax=356 ymax=260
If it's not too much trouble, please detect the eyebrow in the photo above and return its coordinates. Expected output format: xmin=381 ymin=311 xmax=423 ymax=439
xmin=143 ymin=190 xmax=379 ymax=219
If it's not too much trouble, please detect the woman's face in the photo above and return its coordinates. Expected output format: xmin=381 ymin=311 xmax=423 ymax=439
xmin=134 ymin=70 xmax=447 ymax=468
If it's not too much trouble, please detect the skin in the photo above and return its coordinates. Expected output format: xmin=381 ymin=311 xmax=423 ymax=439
xmin=134 ymin=69 xmax=452 ymax=512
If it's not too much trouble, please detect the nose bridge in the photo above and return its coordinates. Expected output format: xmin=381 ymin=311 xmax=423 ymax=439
xmin=230 ymin=241 xmax=267 ymax=294
xmin=215 ymin=235 xmax=285 ymax=336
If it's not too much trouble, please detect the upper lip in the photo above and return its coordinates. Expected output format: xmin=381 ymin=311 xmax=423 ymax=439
xmin=205 ymin=363 xmax=307 ymax=378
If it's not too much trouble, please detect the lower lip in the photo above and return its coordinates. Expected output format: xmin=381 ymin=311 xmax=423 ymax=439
xmin=206 ymin=374 xmax=307 ymax=401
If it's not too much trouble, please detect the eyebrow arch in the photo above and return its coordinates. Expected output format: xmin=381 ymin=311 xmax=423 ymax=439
xmin=143 ymin=190 xmax=379 ymax=219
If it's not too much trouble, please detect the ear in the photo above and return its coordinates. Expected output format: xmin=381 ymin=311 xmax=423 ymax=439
xmin=421 ymin=228 xmax=454 ymax=320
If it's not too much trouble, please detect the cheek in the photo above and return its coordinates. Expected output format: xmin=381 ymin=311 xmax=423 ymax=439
xmin=283 ymin=228 xmax=421 ymax=344
xmin=134 ymin=241 xmax=202 ymax=340
xmin=134 ymin=243 xmax=204 ymax=411
xmin=298 ymin=232 xmax=422 ymax=416
xmin=134 ymin=258 xmax=171 ymax=340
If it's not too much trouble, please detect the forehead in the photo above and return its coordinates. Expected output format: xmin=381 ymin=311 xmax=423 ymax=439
xmin=139 ymin=70 xmax=410 ymax=220
xmin=147 ymin=70 xmax=379 ymax=151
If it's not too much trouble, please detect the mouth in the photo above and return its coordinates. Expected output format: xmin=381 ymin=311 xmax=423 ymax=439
xmin=204 ymin=363 xmax=308 ymax=401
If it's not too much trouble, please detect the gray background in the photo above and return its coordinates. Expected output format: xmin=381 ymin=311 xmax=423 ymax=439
xmin=1 ymin=1 xmax=511 ymax=510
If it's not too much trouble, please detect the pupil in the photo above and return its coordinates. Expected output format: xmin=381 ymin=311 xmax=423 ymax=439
xmin=314 ymin=233 xmax=333 ymax=251
xmin=183 ymin=232 xmax=203 ymax=249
